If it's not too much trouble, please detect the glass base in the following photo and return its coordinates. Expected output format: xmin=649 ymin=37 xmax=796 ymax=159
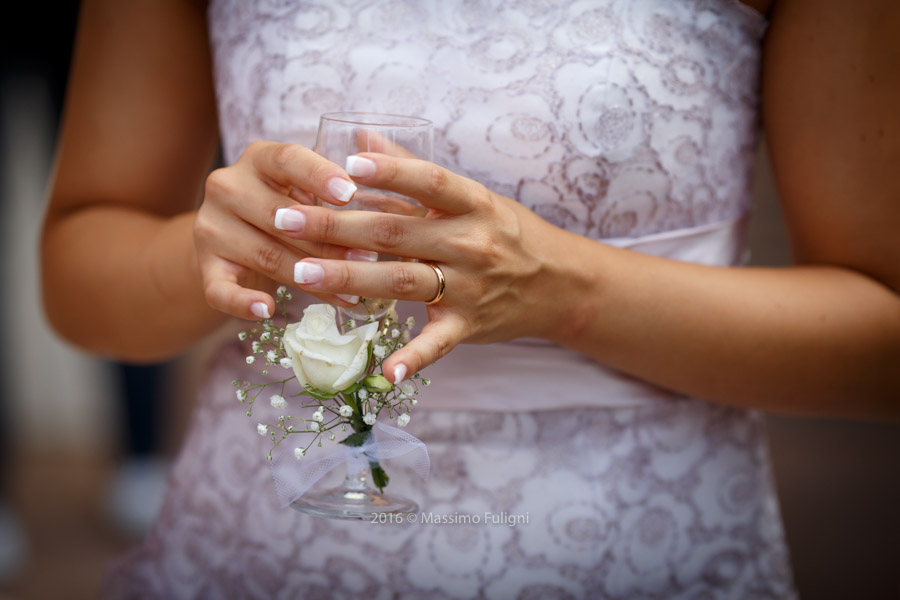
xmin=289 ymin=470 xmax=419 ymax=520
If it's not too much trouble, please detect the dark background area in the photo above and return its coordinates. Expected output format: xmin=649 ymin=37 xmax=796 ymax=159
xmin=0 ymin=3 xmax=898 ymax=599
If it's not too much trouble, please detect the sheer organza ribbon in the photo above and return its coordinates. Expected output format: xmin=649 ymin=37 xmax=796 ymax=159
xmin=270 ymin=421 xmax=431 ymax=507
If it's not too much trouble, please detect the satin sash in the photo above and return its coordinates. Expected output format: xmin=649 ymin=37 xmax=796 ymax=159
xmin=416 ymin=216 xmax=749 ymax=411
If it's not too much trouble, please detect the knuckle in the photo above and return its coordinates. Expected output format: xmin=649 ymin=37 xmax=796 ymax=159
xmin=245 ymin=140 xmax=267 ymax=155
xmin=371 ymin=215 xmax=405 ymax=250
xmin=381 ymin=158 xmax=401 ymax=186
xmin=308 ymin=162 xmax=334 ymax=188
xmin=442 ymin=233 xmax=469 ymax=257
xmin=456 ymin=231 xmax=501 ymax=271
xmin=270 ymin=143 xmax=297 ymax=170
xmin=424 ymin=164 xmax=448 ymax=196
xmin=204 ymin=167 xmax=232 ymax=197
xmin=317 ymin=209 xmax=339 ymax=242
xmin=256 ymin=244 xmax=285 ymax=276
xmin=192 ymin=212 xmax=213 ymax=242
xmin=469 ymin=180 xmax=494 ymax=209
xmin=432 ymin=333 xmax=452 ymax=360
xmin=389 ymin=265 xmax=417 ymax=297
xmin=203 ymin=282 xmax=220 ymax=309
xmin=473 ymin=233 xmax=502 ymax=262
xmin=335 ymin=263 xmax=354 ymax=290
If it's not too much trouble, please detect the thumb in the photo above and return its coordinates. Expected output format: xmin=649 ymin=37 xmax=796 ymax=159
xmin=384 ymin=312 xmax=466 ymax=383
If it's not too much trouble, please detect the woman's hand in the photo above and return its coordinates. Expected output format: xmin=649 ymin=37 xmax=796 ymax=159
xmin=194 ymin=141 xmax=379 ymax=320
xmin=279 ymin=152 xmax=590 ymax=382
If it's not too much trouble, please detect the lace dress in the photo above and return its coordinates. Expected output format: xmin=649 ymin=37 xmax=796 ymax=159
xmin=107 ymin=1 xmax=796 ymax=598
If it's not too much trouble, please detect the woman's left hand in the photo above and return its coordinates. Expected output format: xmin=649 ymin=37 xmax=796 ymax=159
xmin=282 ymin=153 xmax=589 ymax=382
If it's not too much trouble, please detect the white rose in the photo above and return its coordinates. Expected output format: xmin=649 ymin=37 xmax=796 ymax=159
xmin=282 ymin=304 xmax=378 ymax=395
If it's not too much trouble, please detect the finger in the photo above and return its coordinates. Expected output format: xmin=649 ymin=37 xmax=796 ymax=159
xmin=204 ymin=163 xmax=347 ymax=259
xmin=201 ymin=257 xmax=275 ymax=320
xmin=344 ymin=153 xmax=482 ymax=215
xmin=276 ymin=205 xmax=448 ymax=260
xmin=291 ymin=258 xmax=444 ymax=304
xmin=197 ymin=207 xmax=354 ymax=294
xmin=273 ymin=205 xmax=419 ymax=270
xmin=383 ymin=313 xmax=466 ymax=383
xmin=201 ymin=247 xmax=358 ymax=315
xmin=246 ymin=140 xmax=358 ymax=206
xmin=287 ymin=185 xmax=316 ymax=205
xmin=351 ymin=188 xmax=427 ymax=217
xmin=206 ymin=174 xmax=349 ymax=257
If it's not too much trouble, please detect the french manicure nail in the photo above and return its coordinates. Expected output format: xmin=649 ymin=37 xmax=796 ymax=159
xmin=326 ymin=177 xmax=357 ymax=204
xmin=337 ymin=294 xmax=360 ymax=304
xmin=274 ymin=208 xmax=306 ymax=232
xmin=393 ymin=363 xmax=408 ymax=384
xmin=250 ymin=302 xmax=270 ymax=319
xmin=345 ymin=156 xmax=377 ymax=177
xmin=294 ymin=261 xmax=324 ymax=284
xmin=345 ymin=248 xmax=379 ymax=262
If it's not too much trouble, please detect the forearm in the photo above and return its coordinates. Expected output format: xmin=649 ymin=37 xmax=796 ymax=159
xmin=42 ymin=206 xmax=227 ymax=361
xmin=552 ymin=241 xmax=900 ymax=418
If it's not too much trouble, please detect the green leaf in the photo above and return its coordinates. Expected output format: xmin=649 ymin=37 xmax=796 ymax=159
xmin=339 ymin=431 xmax=372 ymax=447
xmin=370 ymin=462 xmax=390 ymax=493
xmin=302 ymin=386 xmax=337 ymax=401
xmin=340 ymin=382 xmax=361 ymax=395
xmin=349 ymin=412 xmax=365 ymax=432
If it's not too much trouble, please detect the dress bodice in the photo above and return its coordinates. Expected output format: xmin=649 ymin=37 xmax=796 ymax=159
xmin=207 ymin=0 xmax=767 ymax=411
xmin=106 ymin=5 xmax=796 ymax=597
xmin=209 ymin=0 xmax=765 ymax=240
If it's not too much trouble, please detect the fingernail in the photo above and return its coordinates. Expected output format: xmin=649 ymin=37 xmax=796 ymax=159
xmin=250 ymin=302 xmax=271 ymax=319
xmin=393 ymin=363 xmax=407 ymax=384
xmin=345 ymin=156 xmax=376 ymax=177
xmin=345 ymin=248 xmax=378 ymax=262
xmin=326 ymin=177 xmax=357 ymax=204
xmin=337 ymin=294 xmax=359 ymax=304
xmin=294 ymin=261 xmax=324 ymax=284
xmin=274 ymin=208 xmax=306 ymax=232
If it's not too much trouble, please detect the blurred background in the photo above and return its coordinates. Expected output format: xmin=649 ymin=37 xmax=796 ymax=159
xmin=0 ymin=3 xmax=898 ymax=599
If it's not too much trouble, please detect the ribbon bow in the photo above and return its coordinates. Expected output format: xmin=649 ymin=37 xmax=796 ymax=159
xmin=269 ymin=421 xmax=430 ymax=507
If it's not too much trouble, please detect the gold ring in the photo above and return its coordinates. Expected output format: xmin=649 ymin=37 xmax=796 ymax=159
xmin=422 ymin=262 xmax=446 ymax=305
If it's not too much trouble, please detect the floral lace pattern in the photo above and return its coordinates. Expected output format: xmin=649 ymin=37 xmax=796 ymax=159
xmin=108 ymin=342 xmax=793 ymax=599
xmin=106 ymin=1 xmax=796 ymax=597
xmin=209 ymin=0 xmax=765 ymax=238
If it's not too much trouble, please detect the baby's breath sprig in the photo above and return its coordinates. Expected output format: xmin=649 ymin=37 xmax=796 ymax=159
xmin=233 ymin=290 xmax=428 ymax=491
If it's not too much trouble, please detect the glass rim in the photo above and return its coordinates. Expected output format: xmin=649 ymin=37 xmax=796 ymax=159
xmin=319 ymin=112 xmax=432 ymax=128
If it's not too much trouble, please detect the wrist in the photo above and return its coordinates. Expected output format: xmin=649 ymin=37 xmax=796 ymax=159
xmin=530 ymin=227 xmax=607 ymax=348
xmin=141 ymin=211 xmax=228 ymax=351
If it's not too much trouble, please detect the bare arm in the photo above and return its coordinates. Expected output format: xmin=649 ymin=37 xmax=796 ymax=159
xmin=42 ymin=0 xmax=222 ymax=361
xmin=42 ymin=0 xmax=362 ymax=362
xmin=576 ymin=0 xmax=900 ymax=416
xmin=275 ymin=0 xmax=900 ymax=418
xmin=551 ymin=0 xmax=900 ymax=417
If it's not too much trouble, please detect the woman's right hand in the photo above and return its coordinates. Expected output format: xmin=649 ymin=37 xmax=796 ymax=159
xmin=193 ymin=140 xmax=373 ymax=320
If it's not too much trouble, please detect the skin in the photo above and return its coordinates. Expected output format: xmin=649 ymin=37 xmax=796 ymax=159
xmin=43 ymin=0 xmax=900 ymax=418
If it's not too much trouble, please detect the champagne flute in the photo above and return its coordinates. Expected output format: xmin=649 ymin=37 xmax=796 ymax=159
xmin=314 ymin=112 xmax=433 ymax=321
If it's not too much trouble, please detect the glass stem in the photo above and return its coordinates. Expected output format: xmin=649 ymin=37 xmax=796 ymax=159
xmin=344 ymin=466 xmax=369 ymax=491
